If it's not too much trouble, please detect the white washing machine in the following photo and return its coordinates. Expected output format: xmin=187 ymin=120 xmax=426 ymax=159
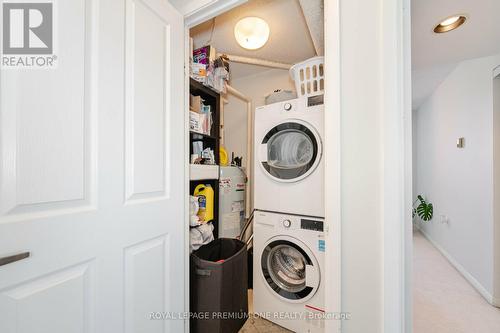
xmin=254 ymin=96 xmax=324 ymax=218
xmin=253 ymin=210 xmax=325 ymax=332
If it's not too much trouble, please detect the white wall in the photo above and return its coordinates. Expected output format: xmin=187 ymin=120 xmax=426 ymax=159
xmin=340 ymin=0 xmax=382 ymax=333
xmin=222 ymin=68 xmax=295 ymax=164
xmin=415 ymin=54 xmax=500 ymax=299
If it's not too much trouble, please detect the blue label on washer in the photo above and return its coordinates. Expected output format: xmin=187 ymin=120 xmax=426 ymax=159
xmin=318 ymin=240 xmax=325 ymax=252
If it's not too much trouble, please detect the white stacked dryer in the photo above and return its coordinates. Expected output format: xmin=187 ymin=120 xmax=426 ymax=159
xmin=253 ymin=95 xmax=325 ymax=332
xmin=254 ymin=96 xmax=324 ymax=218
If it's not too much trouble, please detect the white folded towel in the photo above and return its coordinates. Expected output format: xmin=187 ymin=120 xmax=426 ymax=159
xmin=190 ymin=223 xmax=214 ymax=253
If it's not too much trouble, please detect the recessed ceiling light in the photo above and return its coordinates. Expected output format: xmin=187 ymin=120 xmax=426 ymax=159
xmin=234 ymin=17 xmax=270 ymax=50
xmin=434 ymin=15 xmax=467 ymax=33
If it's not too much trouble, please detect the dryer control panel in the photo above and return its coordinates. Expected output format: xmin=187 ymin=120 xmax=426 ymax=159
xmin=307 ymin=94 xmax=324 ymax=107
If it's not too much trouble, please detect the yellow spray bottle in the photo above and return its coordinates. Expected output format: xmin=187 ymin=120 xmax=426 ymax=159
xmin=194 ymin=184 xmax=214 ymax=223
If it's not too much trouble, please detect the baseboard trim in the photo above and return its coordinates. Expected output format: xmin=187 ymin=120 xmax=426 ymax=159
xmin=417 ymin=227 xmax=495 ymax=305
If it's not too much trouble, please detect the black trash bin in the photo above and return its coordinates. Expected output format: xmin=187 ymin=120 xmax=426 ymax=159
xmin=190 ymin=238 xmax=248 ymax=333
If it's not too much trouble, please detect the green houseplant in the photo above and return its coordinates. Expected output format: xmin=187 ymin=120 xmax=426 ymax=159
xmin=412 ymin=195 xmax=433 ymax=222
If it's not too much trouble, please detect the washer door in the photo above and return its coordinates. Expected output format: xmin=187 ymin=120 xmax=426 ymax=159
xmin=259 ymin=121 xmax=321 ymax=182
xmin=260 ymin=236 xmax=320 ymax=303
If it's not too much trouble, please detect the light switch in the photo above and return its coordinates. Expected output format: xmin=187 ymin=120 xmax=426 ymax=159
xmin=457 ymin=137 xmax=465 ymax=148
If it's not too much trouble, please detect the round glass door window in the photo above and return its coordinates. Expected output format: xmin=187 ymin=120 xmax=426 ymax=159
xmin=261 ymin=122 xmax=320 ymax=181
xmin=261 ymin=239 xmax=315 ymax=301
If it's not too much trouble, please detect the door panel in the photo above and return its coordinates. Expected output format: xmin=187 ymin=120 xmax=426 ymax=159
xmin=124 ymin=235 xmax=170 ymax=333
xmin=125 ymin=0 xmax=171 ymax=201
xmin=0 ymin=0 xmax=95 ymax=219
xmin=0 ymin=0 xmax=185 ymax=332
xmin=0 ymin=261 xmax=94 ymax=333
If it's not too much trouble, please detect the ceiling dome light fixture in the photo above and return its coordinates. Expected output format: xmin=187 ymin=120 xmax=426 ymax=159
xmin=234 ymin=17 xmax=270 ymax=50
xmin=434 ymin=15 xmax=467 ymax=33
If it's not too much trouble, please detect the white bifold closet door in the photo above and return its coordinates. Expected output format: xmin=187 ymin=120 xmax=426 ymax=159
xmin=0 ymin=0 xmax=186 ymax=332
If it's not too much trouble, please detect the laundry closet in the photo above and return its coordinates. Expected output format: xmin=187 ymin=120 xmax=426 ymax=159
xmin=186 ymin=1 xmax=325 ymax=332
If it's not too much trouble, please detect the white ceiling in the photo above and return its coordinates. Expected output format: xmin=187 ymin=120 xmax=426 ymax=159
xmin=188 ymin=0 xmax=500 ymax=108
xmin=190 ymin=0 xmax=316 ymax=80
xmin=412 ymin=0 xmax=500 ymax=109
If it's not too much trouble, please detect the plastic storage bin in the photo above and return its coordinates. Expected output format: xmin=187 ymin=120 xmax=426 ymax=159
xmin=289 ymin=56 xmax=324 ymax=98
xmin=190 ymin=238 xmax=248 ymax=333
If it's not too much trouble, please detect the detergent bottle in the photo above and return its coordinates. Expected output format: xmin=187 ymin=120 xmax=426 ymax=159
xmin=194 ymin=184 xmax=214 ymax=223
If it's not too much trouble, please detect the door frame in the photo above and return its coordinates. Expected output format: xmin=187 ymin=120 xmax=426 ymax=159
xmin=380 ymin=0 xmax=412 ymax=331
xmin=323 ymin=0 xmax=342 ymax=332
xmin=182 ymin=3 xmax=248 ymax=332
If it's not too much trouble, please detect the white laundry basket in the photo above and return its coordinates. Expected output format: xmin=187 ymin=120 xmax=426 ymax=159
xmin=289 ymin=56 xmax=324 ymax=98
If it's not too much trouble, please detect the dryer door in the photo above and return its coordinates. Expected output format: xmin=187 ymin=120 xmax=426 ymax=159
xmin=260 ymin=236 xmax=320 ymax=303
xmin=259 ymin=120 xmax=321 ymax=182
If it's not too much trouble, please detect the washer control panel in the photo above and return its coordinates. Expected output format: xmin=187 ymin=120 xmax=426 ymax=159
xmin=257 ymin=210 xmax=324 ymax=232
xmin=300 ymin=218 xmax=324 ymax=232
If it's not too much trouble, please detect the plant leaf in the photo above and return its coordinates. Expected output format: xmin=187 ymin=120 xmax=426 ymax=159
xmin=417 ymin=195 xmax=426 ymax=204
xmin=417 ymin=202 xmax=433 ymax=221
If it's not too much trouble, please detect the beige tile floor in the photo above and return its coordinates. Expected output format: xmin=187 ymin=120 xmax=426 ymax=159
xmin=239 ymin=289 xmax=291 ymax=333
xmin=414 ymin=230 xmax=500 ymax=332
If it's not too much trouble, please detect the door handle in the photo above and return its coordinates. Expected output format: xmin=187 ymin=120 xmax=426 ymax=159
xmin=0 ymin=252 xmax=30 ymax=267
